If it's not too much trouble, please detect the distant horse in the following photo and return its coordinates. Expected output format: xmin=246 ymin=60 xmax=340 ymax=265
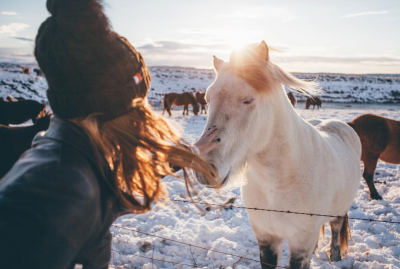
xmin=196 ymin=91 xmax=207 ymax=114
xmin=0 ymin=99 xmax=46 ymax=125
xmin=22 ymin=67 xmax=30 ymax=75
xmin=163 ymin=92 xmax=199 ymax=116
xmin=287 ymin=92 xmax=296 ymax=107
xmin=306 ymin=96 xmax=322 ymax=110
xmin=0 ymin=113 xmax=51 ymax=178
xmin=33 ymin=68 xmax=43 ymax=76
xmin=348 ymin=114 xmax=400 ymax=200
xmin=195 ymin=42 xmax=361 ymax=268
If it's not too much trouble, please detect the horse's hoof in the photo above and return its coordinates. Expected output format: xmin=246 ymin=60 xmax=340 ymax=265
xmin=327 ymin=249 xmax=341 ymax=262
xmin=330 ymin=255 xmax=342 ymax=262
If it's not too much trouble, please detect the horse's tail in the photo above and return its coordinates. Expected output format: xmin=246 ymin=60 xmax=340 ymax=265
xmin=319 ymin=225 xmax=326 ymax=244
xmin=340 ymin=214 xmax=351 ymax=256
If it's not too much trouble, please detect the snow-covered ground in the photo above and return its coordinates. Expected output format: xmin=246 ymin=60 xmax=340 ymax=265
xmin=1 ymin=63 xmax=399 ymax=268
xmin=1 ymin=64 xmax=400 ymax=104
xmin=110 ymin=103 xmax=400 ymax=269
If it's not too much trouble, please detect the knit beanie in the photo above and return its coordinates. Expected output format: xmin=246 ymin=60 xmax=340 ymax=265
xmin=34 ymin=0 xmax=151 ymax=121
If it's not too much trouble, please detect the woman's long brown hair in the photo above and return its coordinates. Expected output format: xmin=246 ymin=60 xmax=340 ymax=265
xmin=73 ymin=99 xmax=216 ymax=214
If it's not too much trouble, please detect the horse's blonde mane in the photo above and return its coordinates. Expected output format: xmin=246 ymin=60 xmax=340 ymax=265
xmin=229 ymin=44 xmax=320 ymax=96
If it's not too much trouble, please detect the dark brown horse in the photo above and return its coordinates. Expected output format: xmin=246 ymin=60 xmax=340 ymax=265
xmin=0 ymin=113 xmax=51 ymax=178
xmin=163 ymin=92 xmax=199 ymax=116
xmin=287 ymin=92 xmax=296 ymax=107
xmin=305 ymin=96 xmax=322 ymax=110
xmin=0 ymin=99 xmax=46 ymax=125
xmin=348 ymin=114 xmax=400 ymax=200
xmin=33 ymin=68 xmax=44 ymax=76
xmin=196 ymin=91 xmax=207 ymax=114
xmin=22 ymin=67 xmax=30 ymax=75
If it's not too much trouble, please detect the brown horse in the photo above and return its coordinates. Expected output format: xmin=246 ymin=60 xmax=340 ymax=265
xmin=348 ymin=114 xmax=400 ymax=200
xmin=163 ymin=92 xmax=199 ymax=116
xmin=287 ymin=92 xmax=296 ymax=107
xmin=306 ymin=96 xmax=322 ymax=110
xmin=33 ymin=68 xmax=44 ymax=76
xmin=22 ymin=67 xmax=30 ymax=75
xmin=0 ymin=99 xmax=46 ymax=125
xmin=196 ymin=91 xmax=207 ymax=114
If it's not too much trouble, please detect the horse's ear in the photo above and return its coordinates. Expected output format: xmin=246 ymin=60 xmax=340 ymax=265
xmin=213 ymin=55 xmax=224 ymax=73
xmin=255 ymin=41 xmax=269 ymax=61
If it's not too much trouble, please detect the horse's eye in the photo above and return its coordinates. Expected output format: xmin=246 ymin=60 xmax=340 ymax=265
xmin=243 ymin=97 xmax=255 ymax=105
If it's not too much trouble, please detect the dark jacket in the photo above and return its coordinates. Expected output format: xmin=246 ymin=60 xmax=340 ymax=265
xmin=0 ymin=116 xmax=122 ymax=269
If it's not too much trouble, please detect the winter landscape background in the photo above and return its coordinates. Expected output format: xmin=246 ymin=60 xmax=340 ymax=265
xmin=1 ymin=63 xmax=399 ymax=268
xmin=1 ymin=63 xmax=400 ymax=105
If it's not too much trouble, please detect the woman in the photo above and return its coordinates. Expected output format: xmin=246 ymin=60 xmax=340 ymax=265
xmin=0 ymin=0 xmax=218 ymax=268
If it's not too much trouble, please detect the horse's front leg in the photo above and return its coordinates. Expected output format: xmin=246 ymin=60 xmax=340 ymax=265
xmin=289 ymin=228 xmax=319 ymax=269
xmin=363 ymin=156 xmax=382 ymax=200
xmin=184 ymin=105 xmax=188 ymax=115
xmin=257 ymin=235 xmax=283 ymax=269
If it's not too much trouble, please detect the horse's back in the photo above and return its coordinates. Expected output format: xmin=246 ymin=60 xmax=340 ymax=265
xmin=349 ymin=114 xmax=389 ymax=157
xmin=164 ymin=93 xmax=176 ymax=105
xmin=0 ymin=99 xmax=45 ymax=125
xmin=353 ymin=114 xmax=400 ymax=163
xmin=316 ymin=119 xmax=361 ymax=158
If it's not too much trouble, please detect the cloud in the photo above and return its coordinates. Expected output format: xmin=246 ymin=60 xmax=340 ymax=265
xmin=137 ymin=40 xmax=400 ymax=69
xmin=10 ymin=36 xmax=34 ymax=42
xmin=139 ymin=41 xmax=192 ymax=50
xmin=1 ymin=11 xmax=17 ymax=16
xmin=342 ymin=11 xmax=389 ymax=18
xmin=138 ymin=40 xmax=230 ymax=52
xmin=0 ymin=23 xmax=29 ymax=35
xmin=0 ymin=47 xmax=35 ymax=63
xmin=215 ymin=6 xmax=296 ymax=22
xmin=11 ymin=53 xmax=33 ymax=57
xmin=179 ymin=28 xmax=213 ymax=35
xmin=274 ymin=55 xmax=400 ymax=66
xmin=216 ymin=11 xmax=260 ymax=19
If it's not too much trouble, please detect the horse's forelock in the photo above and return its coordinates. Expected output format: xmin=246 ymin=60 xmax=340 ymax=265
xmin=229 ymin=50 xmax=271 ymax=92
xmin=228 ymin=44 xmax=320 ymax=96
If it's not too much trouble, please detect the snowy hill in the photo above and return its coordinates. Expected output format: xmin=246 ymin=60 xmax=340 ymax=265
xmin=1 ymin=63 xmax=400 ymax=105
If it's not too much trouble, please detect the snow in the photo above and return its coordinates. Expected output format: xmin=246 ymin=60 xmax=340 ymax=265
xmin=1 ymin=64 xmax=399 ymax=105
xmin=1 ymin=63 xmax=399 ymax=268
xmin=110 ymin=104 xmax=400 ymax=269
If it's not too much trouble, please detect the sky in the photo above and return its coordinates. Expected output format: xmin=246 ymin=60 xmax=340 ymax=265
xmin=1 ymin=0 xmax=399 ymax=74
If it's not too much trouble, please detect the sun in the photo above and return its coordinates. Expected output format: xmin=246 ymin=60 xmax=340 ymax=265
xmin=219 ymin=30 xmax=263 ymax=51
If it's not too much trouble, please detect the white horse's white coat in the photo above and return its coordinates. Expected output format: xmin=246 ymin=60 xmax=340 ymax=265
xmin=196 ymin=42 xmax=361 ymax=268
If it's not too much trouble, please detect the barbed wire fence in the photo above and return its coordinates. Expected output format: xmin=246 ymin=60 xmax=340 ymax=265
xmin=110 ymin=197 xmax=400 ymax=268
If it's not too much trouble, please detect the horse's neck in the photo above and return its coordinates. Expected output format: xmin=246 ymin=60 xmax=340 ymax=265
xmin=254 ymin=87 xmax=313 ymax=173
xmin=189 ymin=95 xmax=197 ymax=105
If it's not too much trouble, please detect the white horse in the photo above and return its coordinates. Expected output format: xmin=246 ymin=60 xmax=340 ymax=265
xmin=195 ymin=41 xmax=361 ymax=268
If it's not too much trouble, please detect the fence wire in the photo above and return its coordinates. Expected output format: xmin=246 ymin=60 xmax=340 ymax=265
xmin=111 ymin=195 xmax=399 ymax=268
xmin=111 ymin=224 xmax=286 ymax=268
xmin=169 ymin=198 xmax=400 ymax=224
